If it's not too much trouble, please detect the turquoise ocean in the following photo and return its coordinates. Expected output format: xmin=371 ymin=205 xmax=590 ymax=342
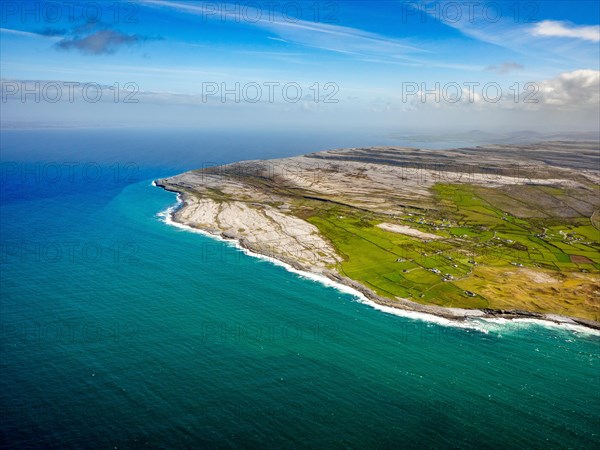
xmin=1 ymin=129 xmax=598 ymax=448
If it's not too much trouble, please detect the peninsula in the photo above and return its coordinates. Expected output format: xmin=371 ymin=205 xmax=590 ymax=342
xmin=156 ymin=141 xmax=600 ymax=329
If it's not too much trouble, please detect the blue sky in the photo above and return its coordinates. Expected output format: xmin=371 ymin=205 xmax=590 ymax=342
xmin=1 ymin=1 xmax=599 ymax=132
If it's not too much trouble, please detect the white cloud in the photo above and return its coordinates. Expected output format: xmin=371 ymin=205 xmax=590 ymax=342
xmin=0 ymin=28 xmax=51 ymax=39
xmin=415 ymin=2 xmax=599 ymax=69
xmin=534 ymin=69 xmax=600 ymax=107
xmin=398 ymin=70 xmax=600 ymax=112
xmin=531 ymin=20 xmax=600 ymax=42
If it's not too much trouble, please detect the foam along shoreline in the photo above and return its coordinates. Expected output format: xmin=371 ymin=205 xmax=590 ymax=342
xmin=153 ymin=183 xmax=600 ymax=337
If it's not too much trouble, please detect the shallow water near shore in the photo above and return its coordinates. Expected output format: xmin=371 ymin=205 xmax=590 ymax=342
xmin=1 ymin=130 xmax=599 ymax=448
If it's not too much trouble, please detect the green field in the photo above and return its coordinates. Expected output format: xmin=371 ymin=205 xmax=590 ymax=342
xmin=300 ymin=183 xmax=600 ymax=321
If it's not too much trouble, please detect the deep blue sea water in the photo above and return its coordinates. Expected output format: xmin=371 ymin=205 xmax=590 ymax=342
xmin=1 ymin=129 xmax=599 ymax=448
